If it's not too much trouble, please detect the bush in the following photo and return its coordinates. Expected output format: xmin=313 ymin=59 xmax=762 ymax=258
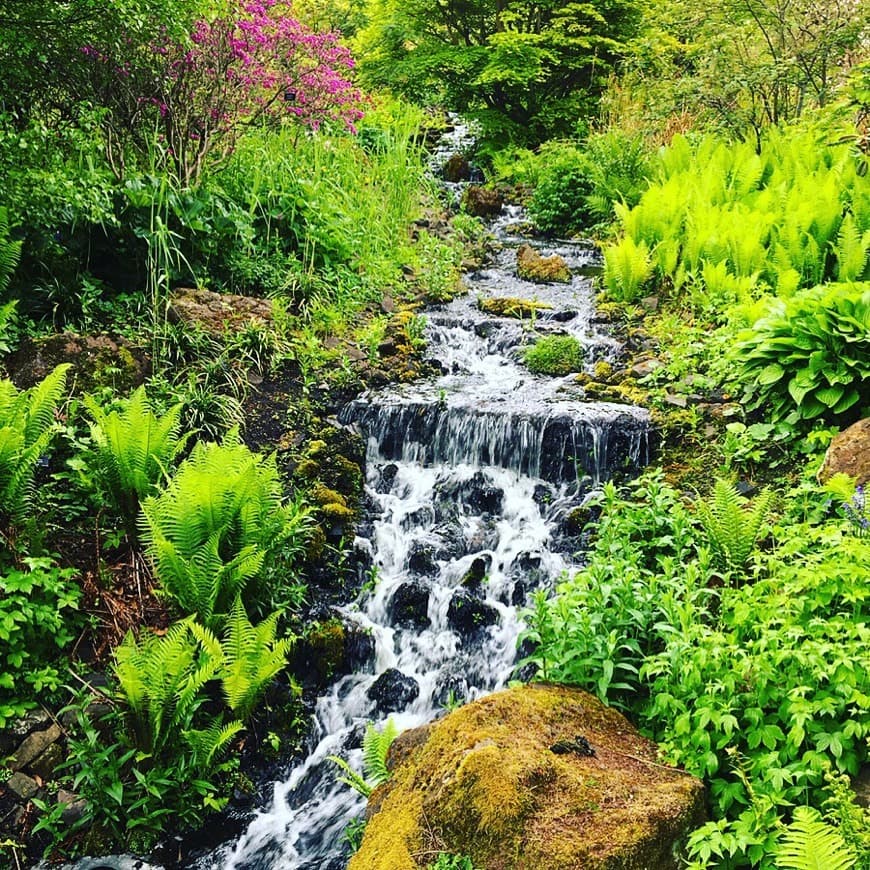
xmin=735 ymin=283 xmax=870 ymax=426
xmin=528 ymin=144 xmax=594 ymax=235
xmin=522 ymin=335 xmax=584 ymax=375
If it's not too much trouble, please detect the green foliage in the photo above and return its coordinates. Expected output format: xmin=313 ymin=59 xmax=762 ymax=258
xmin=140 ymin=432 xmax=311 ymax=624
xmin=528 ymin=144 xmax=594 ymax=235
xmin=0 ymin=206 xmax=22 ymax=296
xmin=736 ymin=283 xmax=870 ymax=427
xmin=776 ymin=807 xmax=856 ymax=870
xmin=603 ymin=235 xmax=652 ymax=302
xmin=0 ymin=558 xmax=81 ymax=727
xmin=84 ymin=386 xmax=189 ymax=539
xmin=526 ymin=470 xmax=870 ymax=869
xmin=428 ymin=854 xmax=477 ymax=870
xmin=522 ymin=335 xmax=584 ymax=376
xmin=189 ymin=597 xmax=294 ymax=721
xmin=328 ymin=718 xmax=399 ymax=798
xmin=0 ymin=364 xmax=70 ymax=535
xmin=696 ymin=478 xmax=774 ymax=578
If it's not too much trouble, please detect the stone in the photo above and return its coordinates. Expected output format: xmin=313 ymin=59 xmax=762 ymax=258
xmin=367 ymin=669 xmax=420 ymax=714
xmin=629 ymin=358 xmax=662 ymax=379
xmin=57 ymin=789 xmax=89 ymax=825
xmin=477 ymin=297 xmax=553 ymax=319
xmin=457 ymin=472 xmax=503 ymax=515
xmin=6 ymin=772 xmax=39 ymax=801
xmin=818 ymin=418 xmax=870 ymax=487
xmin=11 ymin=723 xmax=62 ymax=771
xmin=406 ymin=541 xmax=439 ymax=577
xmin=462 ymin=186 xmax=503 ymax=218
xmin=168 ymin=287 xmax=273 ymax=335
xmin=389 ymin=582 xmax=432 ymax=629
xmin=0 ymin=710 xmax=51 ymax=755
xmin=447 ymin=592 xmax=499 ymax=638
xmin=349 ymin=684 xmax=706 ymax=870
xmin=29 ymin=741 xmax=65 ymax=780
xmin=663 ymin=393 xmax=688 ymax=408
xmin=460 ymin=555 xmax=491 ymax=591
xmin=443 ymin=154 xmax=472 ymax=183
xmin=516 ymin=244 xmax=571 ymax=284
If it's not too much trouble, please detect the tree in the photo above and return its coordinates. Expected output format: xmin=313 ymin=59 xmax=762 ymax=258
xmin=355 ymin=0 xmax=641 ymax=143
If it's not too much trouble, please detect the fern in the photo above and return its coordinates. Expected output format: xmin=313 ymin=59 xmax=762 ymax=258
xmin=696 ymin=478 xmax=774 ymax=578
xmin=776 ymin=807 xmax=856 ymax=870
xmin=328 ymin=718 xmax=399 ymax=797
xmin=141 ymin=431 xmax=309 ymax=624
xmin=190 ymin=596 xmax=293 ymax=720
xmin=603 ymin=236 xmax=652 ymax=302
xmin=0 ymin=207 xmax=22 ymax=296
xmin=835 ymin=213 xmax=870 ymax=282
xmin=0 ymin=365 xmax=70 ymax=532
xmin=85 ymin=386 xmax=189 ymax=539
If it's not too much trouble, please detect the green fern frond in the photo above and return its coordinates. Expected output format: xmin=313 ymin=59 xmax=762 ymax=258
xmin=362 ymin=718 xmax=398 ymax=788
xmin=327 ymin=754 xmax=373 ymax=798
xmin=776 ymin=806 xmax=856 ymax=870
xmin=0 ymin=207 xmax=22 ymax=296
xmin=696 ymin=478 xmax=774 ymax=578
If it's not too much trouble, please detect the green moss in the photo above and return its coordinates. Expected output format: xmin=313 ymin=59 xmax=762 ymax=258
xmin=593 ymin=360 xmax=614 ymax=381
xmin=305 ymin=618 xmax=346 ymax=682
xmin=478 ymin=297 xmax=553 ymax=319
xmin=350 ymin=684 xmax=705 ymax=870
xmin=294 ymin=458 xmax=320 ymax=480
xmin=310 ymin=483 xmax=348 ymax=509
xmin=523 ymin=336 xmax=584 ymax=376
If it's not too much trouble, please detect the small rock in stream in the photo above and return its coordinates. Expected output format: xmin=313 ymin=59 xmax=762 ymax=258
xmin=389 ymin=582 xmax=431 ymax=629
xmin=367 ymin=669 xmax=420 ymax=714
xmin=447 ymin=591 xmax=499 ymax=638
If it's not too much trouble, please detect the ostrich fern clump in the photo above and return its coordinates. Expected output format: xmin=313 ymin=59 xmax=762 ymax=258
xmin=696 ymin=477 xmax=774 ymax=578
xmin=776 ymin=806 xmax=856 ymax=870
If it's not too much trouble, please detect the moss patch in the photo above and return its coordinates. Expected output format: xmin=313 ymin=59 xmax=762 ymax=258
xmin=349 ymin=684 xmax=705 ymax=870
xmin=478 ymin=297 xmax=553 ymax=319
xmin=516 ymin=244 xmax=571 ymax=284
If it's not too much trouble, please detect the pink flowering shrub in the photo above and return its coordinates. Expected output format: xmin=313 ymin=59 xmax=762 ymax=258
xmin=80 ymin=0 xmax=365 ymax=184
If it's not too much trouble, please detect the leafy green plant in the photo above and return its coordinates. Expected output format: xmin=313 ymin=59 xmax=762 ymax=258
xmin=776 ymin=807 xmax=856 ymax=870
xmin=189 ymin=596 xmax=294 ymax=721
xmin=696 ymin=477 xmax=774 ymax=578
xmin=0 ymin=206 xmax=22 ymax=295
xmin=328 ymin=718 xmax=399 ymax=798
xmin=528 ymin=144 xmax=594 ymax=235
xmin=736 ymin=283 xmax=870 ymax=426
xmin=428 ymin=854 xmax=477 ymax=870
xmin=0 ymin=557 xmax=81 ymax=726
xmin=84 ymin=386 xmax=189 ymax=539
xmin=603 ymin=236 xmax=652 ymax=302
xmin=140 ymin=431 xmax=311 ymax=624
xmin=522 ymin=335 xmax=584 ymax=376
xmin=0 ymin=364 xmax=70 ymax=538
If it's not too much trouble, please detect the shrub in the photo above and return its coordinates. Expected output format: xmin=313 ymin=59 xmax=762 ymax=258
xmin=0 ymin=558 xmax=81 ymax=727
xmin=528 ymin=144 xmax=594 ymax=235
xmin=522 ymin=335 xmax=584 ymax=375
xmin=735 ymin=283 xmax=870 ymax=426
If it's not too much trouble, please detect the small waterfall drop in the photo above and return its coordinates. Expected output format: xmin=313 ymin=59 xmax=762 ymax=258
xmin=202 ymin=133 xmax=652 ymax=869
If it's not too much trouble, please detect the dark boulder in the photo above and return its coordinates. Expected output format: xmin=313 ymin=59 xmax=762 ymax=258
xmin=389 ymin=582 xmax=431 ymax=629
xmin=406 ymin=541 xmax=439 ymax=576
xmin=368 ymin=669 xmax=420 ymax=714
xmin=447 ymin=592 xmax=499 ymax=638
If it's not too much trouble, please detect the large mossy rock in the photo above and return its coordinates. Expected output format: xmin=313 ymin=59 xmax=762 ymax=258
xmin=349 ymin=684 xmax=705 ymax=870
xmin=168 ymin=287 xmax=273 ymax=334
xmin=818 ymin=418 xmax=870 ymax=486
xmin=516 ymin=244 xmax=571 ymax=284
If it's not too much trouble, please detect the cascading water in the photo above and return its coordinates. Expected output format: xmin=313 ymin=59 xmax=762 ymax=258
xmin=203 ymin=195 xmax=652 ymax=870
xmin=48 ymin=124 xmax=651 ymax=870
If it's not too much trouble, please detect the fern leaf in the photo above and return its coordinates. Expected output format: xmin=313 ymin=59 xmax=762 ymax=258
xmin=776 ymin=806 xmax=856 ymax=870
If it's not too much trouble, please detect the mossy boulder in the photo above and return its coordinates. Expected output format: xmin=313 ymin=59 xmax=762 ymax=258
xmin=462 ymin=186 xmax=504 ymax=218
xmin=478 ymin=297 xmax=553 ymax=319
xmin=168 ymin=287 xmax=273 ymax=334
xmin=517 ymin=244 xmax=571 ymax=284
xmin=818 ymin=418 xmax=870 ymax=487
xmin=350 ymin=684 xmax=705 ymax=870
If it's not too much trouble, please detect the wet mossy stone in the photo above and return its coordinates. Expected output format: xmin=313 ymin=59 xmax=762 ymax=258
xmin=516 ymin=244 xmax=571 ymax=284
xmin=349 ymin=684 xmax=706 ymax=870
xmin=462 ymin=185 xmax=504 ymax=218
xmin=447 ymin=591 xmax=499 ymax=638
xmin=390 ymin=582 xmax=431 ymax=629
xmin=368 ymin=668 xmax=420 ymax=714
xmin=478 ymin=297 xmax=553 ymax=319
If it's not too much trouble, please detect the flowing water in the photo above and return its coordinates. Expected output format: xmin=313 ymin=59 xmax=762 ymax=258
xmin=202 ymin=221 xmax=651 ymax=868
xmin=52 ymin=128 xmax=651 ymax=870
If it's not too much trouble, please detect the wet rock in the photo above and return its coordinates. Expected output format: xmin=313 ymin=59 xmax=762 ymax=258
xmin=432 ymin=673 xmax=470 ymax=709
xmin=367 ymin=669 xmax=420 ymax=714
xmin=510 ymin=579 xmax=528 ymax=606
xmin=29 ymin=742 xmax=64 ymax=780
xmin=0 ymin=710 xmax=51 ymax=755
xmin=532 ymin=484 xmax=554 ymax=511
xmin=477 ymin=296 xmax=553 ymax=319
xmin=443 ymin=154 xmax=471 ymax=183
xmin=516 ymin=244 xmax=571 ymax=284
xmin=375 ymin=463 xmax=399 ymax=494
xmin=406 ymin=541 xmax=439 ymax=576
xmin=350 ymin=684 xmax=706 ymax=870
xmin=462 ymin=186 xmax=503 ymax=218
xmin=169 ymin=287 xmax=272 ymax=334
xmin=447 ymin=592 xmax=499 ymax=638
xmin=551 ymin=310 xmax=578 ymax=323
xmin=818 ymin=418 xmax=870 ymax=487
xmin=345 ymin=625 xmax=376 ymax=673
xmin=389 ymin=582 xmax=431 ymax=629
xmin=457 ymin=473 xmax=503 ymax=515
xmin=460 ymin=555 xmax=491 ymax=592
xmin=57 ymin=789 xmax=89 ymax=825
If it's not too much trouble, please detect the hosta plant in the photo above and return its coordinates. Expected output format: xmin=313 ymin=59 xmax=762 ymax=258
xmin=736 ymin=283 xmax=870 ymax=426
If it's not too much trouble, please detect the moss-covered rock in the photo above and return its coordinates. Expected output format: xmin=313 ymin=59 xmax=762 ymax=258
xmin=350 ymin=684 xmax=705 ymax=870
xmin=478 ymin=297 xmax=553 ymax=319
xmin=462 ymin=186 xmax=504 ymax=218
xmin=517 ymin=244 xmax=571 ymax=284
xmin=818 ymin=417 xmax=870 ymax=487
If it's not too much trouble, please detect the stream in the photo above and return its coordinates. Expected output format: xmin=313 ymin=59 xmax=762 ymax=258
xmin=55 ymin=126 xmax=652 ymax=870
